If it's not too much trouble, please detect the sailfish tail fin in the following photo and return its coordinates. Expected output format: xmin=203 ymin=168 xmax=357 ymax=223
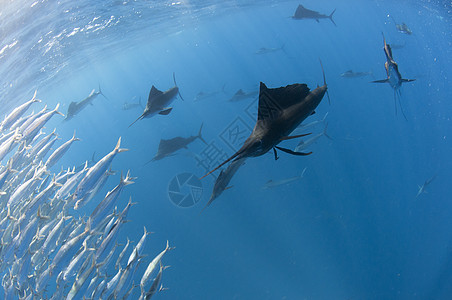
xmin=371 ymin=79 xmax=389 ymax=83
xmin=173 ymin=72 xmax=185 ymax=101
xmin=197 ymin=123 xmax=207 ymax=145
xmin=329 ymin=9 xmax=337 ymax=26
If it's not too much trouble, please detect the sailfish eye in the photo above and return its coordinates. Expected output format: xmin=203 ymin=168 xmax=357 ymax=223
xmin=257 ymin=139 xmax=263 ymax=149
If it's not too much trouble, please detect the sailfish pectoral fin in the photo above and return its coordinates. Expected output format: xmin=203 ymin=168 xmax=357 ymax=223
xmin=273 ymin=147 xmax=279 ymax=160
xmin=158 ymin=108 xmax=173 ymax=115
xmin=275 ymin=146 xmax=312 ymax=156
xmin=371 ymin=79 xmax=390 ymax=83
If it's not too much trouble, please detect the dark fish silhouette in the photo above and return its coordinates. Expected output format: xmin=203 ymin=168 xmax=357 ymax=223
xmin=340 ymin=70 xmax=373 ymax=78
xmin=202 ymin=157 xmax=246 ymax=211
xmin=372 ymin=33 xmax=415 ymax=120
xmin=416 ymin=175 xmax=436 ymax=198
xmin=255 ymin=44 xmax=286 ymax=55
xmin=148 ymin=124 xmax=206 ymax=162
xmin=389 ymin=42 xmax=406 ymax=50
xmin=194 ymin=84 xmax=226 ymax=102
xmin=391 ymin=16 xmax=412 ymax=35
xmin=201 ymin=61 xmax=329 ymax=182
xmin=129 ymin=73 xmax=184 ymax=127
xmin=64 ymin=86 xmax=107 ymax=121
xmin=292 ymin=4 xmax=336 ymax=26
xmin=228 ymin=89 xmax=258 ymax=102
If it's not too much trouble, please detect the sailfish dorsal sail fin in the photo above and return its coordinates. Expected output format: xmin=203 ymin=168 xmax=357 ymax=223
xmin=257 ymin=82 xmax=310 ymax=121
xmin=148 ymin=86 xmax=164 ymax=102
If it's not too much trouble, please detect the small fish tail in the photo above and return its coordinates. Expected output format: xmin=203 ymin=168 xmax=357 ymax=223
xmin=98 ymin=84 xmax=109 ymax=100
xmin=114 ymin=137 xmax=129 ymax=153
xmin=31 ymin=90 xmax=42 ymax=103
xmin=323 ymin=122 xmax=332 ymax=140
xmin=115 ymin=137 xmax=122 ymax=150
xmin=54 ymin=103 xmax=65 ymax=117
xmin=122 ymin=170 xmax=135 ymax=186
xmin=72 ymin=130 xmax=81 ymax=142
xmin=166 ymin=240 xmax=175 ymax=251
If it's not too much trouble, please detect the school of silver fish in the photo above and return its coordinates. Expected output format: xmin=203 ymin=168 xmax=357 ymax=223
xmin=0 ymin=92 xmax=173 ymax=299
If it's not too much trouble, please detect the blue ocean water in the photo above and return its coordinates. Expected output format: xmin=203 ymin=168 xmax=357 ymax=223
xmin=0 ymin=0 xmax=451 ymax=299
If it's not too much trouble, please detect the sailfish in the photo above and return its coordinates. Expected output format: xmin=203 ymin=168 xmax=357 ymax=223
xmin=201 ymin=62 xmax=330 ymax=206
xmin=372 ymin=34 xmax=415 ymax=120
xmin=129 ymin=73 xmax=184 ymax=127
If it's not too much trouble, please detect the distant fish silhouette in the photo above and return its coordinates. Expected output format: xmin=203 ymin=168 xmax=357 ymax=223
xmin=129 ymin=73 xmax=184 ymax=127
xmin=371 ymin=33 xmax=415 ymax=120
xmin=391 ymin=16 xmax=412 ymax=35
xmin=65 ymin=86 xmax=107 ymax=121
xmin=228 ymin=89 xmax=258 ymax=102
xmin=147 ymin=124 xmax=206 ymax=163
xmin=292 ymin=4 xmax=336 ymax=26
xmin=255 ymin=44 xmax=286 ymax=55
xmin=340 ymin=70 xmax=373 ymax=78
xmin=262 ymin=168 xmax=307 ymax=190
xmin=294 ymin=123 xmax=331 ymax=153
xmin=194 ymin=84 xmax=226 ymax=102
xmin=389 ymin=42 xmax=406 ymax=50
xmin=416 ymin=175 xmax=436 ymax=198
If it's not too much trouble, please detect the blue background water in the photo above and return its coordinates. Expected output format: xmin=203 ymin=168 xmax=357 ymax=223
xmin=1 ymin=0 xmax=451 ymax=299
